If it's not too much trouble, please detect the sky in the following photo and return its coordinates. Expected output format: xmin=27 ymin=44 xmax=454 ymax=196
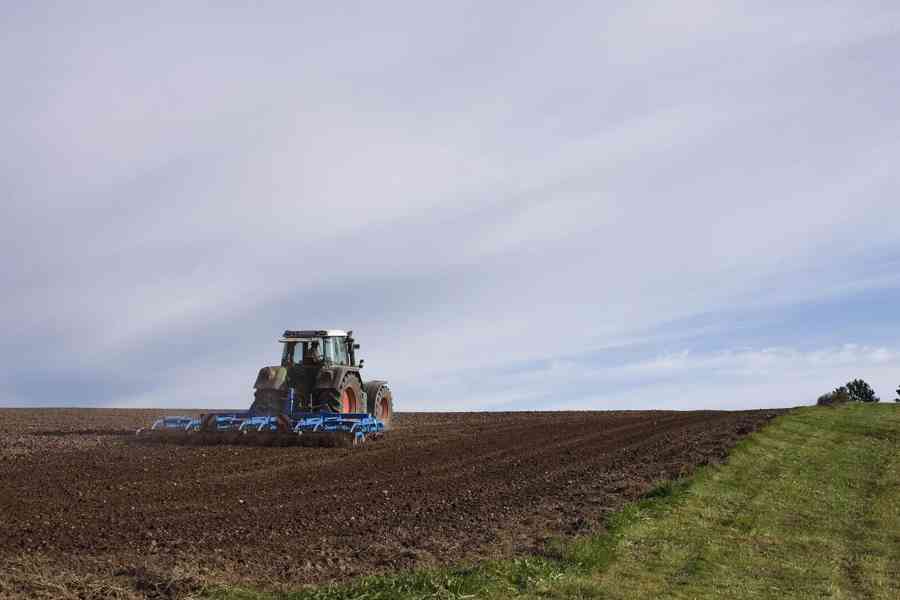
xmin=2 ymin=1 xmax=899 ymax=411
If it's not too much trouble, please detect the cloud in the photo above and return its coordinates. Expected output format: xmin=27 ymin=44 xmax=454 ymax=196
xmin=619 ymin=345 xmax=900 ymax=379
xmin=1 ymin=2 xmax=899 ymax=410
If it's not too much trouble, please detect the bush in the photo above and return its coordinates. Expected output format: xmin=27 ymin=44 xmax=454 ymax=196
xmin=895 ymin=386 xmax=899 ymax=403
xmin=817 ymin=386 xmax=851 ymax=406
xmin=846 ymin=379 xmax=879 ymax=403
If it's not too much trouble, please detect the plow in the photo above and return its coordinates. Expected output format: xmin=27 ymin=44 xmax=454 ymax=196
xmin=137 ymin=329 xmax=393 ymax=447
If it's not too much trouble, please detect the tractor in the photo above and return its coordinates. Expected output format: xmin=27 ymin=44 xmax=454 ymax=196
xmin=137 ymin=329 xmax=393 ymax=446
xmin=252 ymin=329 xmax=393 ymax=425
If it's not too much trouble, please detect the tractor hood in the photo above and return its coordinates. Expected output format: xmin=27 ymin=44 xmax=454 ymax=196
xmin=254 ymin=366 xmax=288 ymax=390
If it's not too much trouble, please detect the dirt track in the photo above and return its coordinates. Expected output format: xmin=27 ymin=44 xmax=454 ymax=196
xmin=0 ymin=408 xmax=782 ymax=598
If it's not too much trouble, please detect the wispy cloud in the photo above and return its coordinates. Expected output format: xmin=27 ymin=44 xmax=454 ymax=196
xmin=412 ymin=344 xmax=900 ymax=412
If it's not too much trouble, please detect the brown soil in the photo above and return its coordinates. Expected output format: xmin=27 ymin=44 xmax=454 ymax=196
xmin=0 ymin=408 xmax=782 ymax=598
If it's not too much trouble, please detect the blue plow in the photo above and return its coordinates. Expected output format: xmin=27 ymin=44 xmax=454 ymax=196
xmin=137 ymin=411 xmax=385 ymax=447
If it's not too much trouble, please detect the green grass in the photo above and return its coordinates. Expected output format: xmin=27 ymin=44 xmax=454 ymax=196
xmin=205 ymin=403 xmax=900 ymax=600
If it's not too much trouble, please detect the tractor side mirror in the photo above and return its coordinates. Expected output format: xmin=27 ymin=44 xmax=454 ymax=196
xmin=353 ymin=343 xmax=360 ymax=349
xmin=358 ymin=359 xmax=365 ymax=368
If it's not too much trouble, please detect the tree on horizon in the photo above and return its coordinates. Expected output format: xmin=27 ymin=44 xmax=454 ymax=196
xmin=846 ymin=379 xmax=879 ymax=403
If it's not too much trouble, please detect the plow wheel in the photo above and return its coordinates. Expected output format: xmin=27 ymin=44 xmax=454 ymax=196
xmin=365 ymin=382 xmax=393 ymax=428
xmin=315 ymin=376 xmax=363 ymax=413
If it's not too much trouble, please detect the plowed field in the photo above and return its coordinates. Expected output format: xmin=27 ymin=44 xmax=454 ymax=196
xmin=0 ymin=408 xmax=782 ymax=598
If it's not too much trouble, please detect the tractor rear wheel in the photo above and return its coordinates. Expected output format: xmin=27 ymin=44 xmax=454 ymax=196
xmin=315 ymin=375 xmax=363 ymax=413
xmin=365 ymin=382 xmax=393 ymax=428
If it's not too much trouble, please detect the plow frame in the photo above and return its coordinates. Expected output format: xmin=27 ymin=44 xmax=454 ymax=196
xmin=137 ymin=410 xmax=385 ymax=447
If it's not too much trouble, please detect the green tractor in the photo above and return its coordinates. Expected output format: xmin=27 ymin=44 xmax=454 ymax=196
xmin=251 ymin=330 xmax=394 ymax=426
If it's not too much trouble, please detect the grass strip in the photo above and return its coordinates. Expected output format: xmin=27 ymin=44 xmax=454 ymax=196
xmin=205 ymin=403 xmax=900 ymax=600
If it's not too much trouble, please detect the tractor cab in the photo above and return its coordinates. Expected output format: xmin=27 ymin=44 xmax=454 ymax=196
xmin=279 ymin=330 xmax=360 ymax=368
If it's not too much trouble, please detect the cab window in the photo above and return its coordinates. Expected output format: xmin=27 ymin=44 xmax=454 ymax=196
xmin=293 ymin=343 xmax=306 ymax=364
xmin=282 ymin=341 xmax=323 ymax=365
xmin=323 ymin=337 xmax=349 ymax=365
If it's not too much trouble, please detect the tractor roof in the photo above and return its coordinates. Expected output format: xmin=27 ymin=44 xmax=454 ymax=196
xmin=280 ymin=329 xmax=349 ymax=342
